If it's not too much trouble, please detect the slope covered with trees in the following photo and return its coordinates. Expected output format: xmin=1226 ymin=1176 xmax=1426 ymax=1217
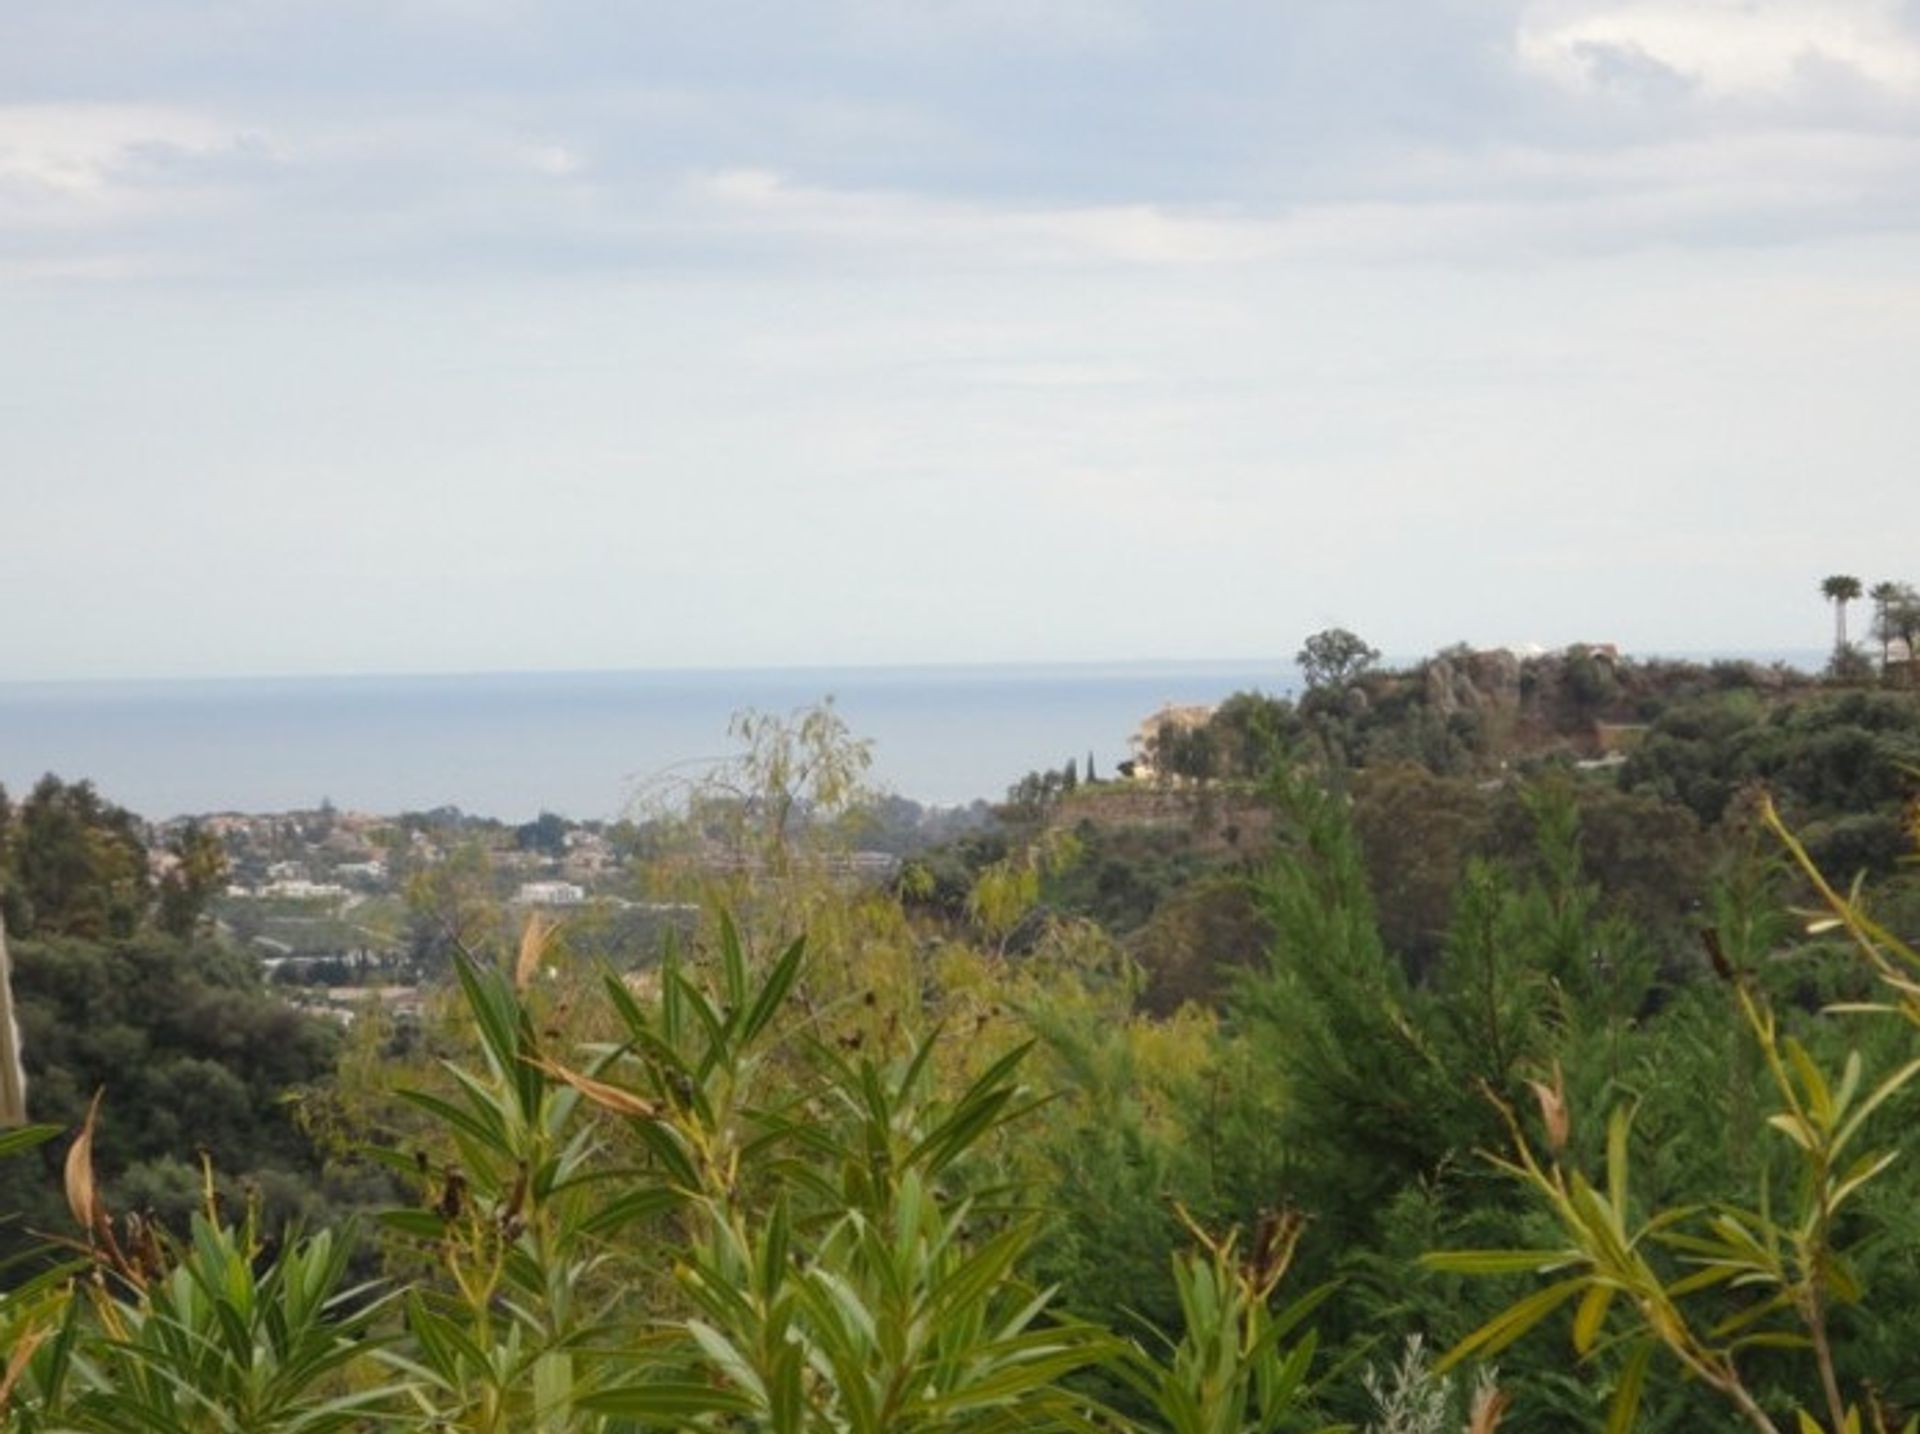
xmin=0 ymin=779 xmax=357 ymax=1274
xmin=1 ymin=661 xmax=1918 ymax=1431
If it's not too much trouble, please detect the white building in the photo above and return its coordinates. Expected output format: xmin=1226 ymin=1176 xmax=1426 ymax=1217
xmin=515 ymin=880 xmax=586 ymax=907
xmin=260 ymin=879 xmax=349 ymax=901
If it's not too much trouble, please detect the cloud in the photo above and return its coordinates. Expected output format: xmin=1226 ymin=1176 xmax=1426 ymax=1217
xmin=1 ymin=0 xmax=1915 ymax=683
xmin=1518 ymin=0 xmax=1920 ymax=98
xmin=0 ymin=105 xmax=260 ymax=220
xmin=673 ymin=119 xmax=1920 ymax=268
xmin=1 ymin=1 xmax=1917 ymax=289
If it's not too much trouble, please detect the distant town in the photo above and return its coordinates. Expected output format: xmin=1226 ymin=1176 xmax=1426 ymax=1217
xmin=155 ymin=789 xmax=991 ymax=1027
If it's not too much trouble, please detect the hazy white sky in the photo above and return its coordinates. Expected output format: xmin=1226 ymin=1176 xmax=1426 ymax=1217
xmin=2 ymin=0 xmax=1916 ymax=679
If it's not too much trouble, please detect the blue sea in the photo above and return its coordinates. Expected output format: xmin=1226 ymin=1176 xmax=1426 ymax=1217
xmin=0 ymin=662 xmax=1302 ymax=822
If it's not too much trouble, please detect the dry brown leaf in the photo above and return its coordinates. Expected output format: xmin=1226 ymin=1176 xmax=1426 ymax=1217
xmin=514 ymin=914 xmax=554 ymax=994
xmin=64 ymin=1089 xmax=104 ymax=1237
xmin=0 ymin=1327 xmax=44 ymax=1416
xmin=1248 ymin=1207 xmax=1305 ymax=1300
xmin=1468 ymin=1384 xmax=1511 ymax=1434
xmin=1527 ymin=1059 xmax=1570 ymax=1155
xmin=528 ymin=1057 xmax=660 ymax=1120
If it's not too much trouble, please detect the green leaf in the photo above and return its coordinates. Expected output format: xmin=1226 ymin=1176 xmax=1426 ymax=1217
xmin=1573 ymin=1283 xmax=1614 ymax=1356
xmin=1785 ymin=1039 xmax=1833 ymax=1128
xmin=686 ymin=1318 xmax=768 ymax=1406
xmin=1421 ymin=1249 xmax=1575 ymax=1277
xmin=397 ymin=1087 xmax=507 ymax=1155
xmin=1767 ymin=1112 xmax=1816 ymax=1151
xmin=1433 ymin=1277 xmax=1586 ymax=1371
xmin=579 ymin=1185 xmax=683 ymax=1237
xmin=719 ymin=910 xmax=748 ymax=1012
xmin=1607 ymin=1104 xmax=1633 ymax=1229
xmin=376 ymin=1210 xmax=448 ymax=1241
xmin=0 ymin=1124 xmax=61 ymax=1159
xmin=1829 ymin=1149 xmax=1898 ymax=1217
xmin=740 ymin=935 xmax=806 ymax=1045
xmin=1605 ymin=1340 xmax=1653 ymax=1434
xmin=579 ymin=1381 xmax=759 ymax=1419
xmin=1833 ymin=1056 xmax=1920 ymax=1160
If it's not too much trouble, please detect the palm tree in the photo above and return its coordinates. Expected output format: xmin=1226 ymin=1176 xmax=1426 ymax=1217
xmin=1821 ymin=574 xmax=1863 ymax=655
xmin=1870 ymin=581 xmax=1904 ymax=668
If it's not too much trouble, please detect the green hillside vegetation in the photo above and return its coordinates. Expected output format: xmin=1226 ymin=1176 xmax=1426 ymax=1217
xmin=2 ymin=650 xmax=1919 ymax=1432
xmin=0 ymin=779 xmax=370 ymax=1273
xmin=980 ymin=642 xmax=1919 ymax=1000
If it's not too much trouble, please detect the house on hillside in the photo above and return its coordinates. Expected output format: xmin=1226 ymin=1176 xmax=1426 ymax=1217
xmin=1126 ymin=703 xmax=1216 ymax=782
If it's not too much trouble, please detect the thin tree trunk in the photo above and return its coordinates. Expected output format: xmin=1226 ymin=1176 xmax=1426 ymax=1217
xmin=0 ymin=909 xmax=26 ymax=1126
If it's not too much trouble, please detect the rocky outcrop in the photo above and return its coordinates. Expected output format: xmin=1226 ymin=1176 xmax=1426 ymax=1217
xmin=1422 ymin=648 xmax=1522 ymax=719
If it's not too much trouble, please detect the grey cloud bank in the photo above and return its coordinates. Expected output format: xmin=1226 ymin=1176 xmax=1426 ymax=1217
xmin=1 ymin=1 xmax=1916 ymax=678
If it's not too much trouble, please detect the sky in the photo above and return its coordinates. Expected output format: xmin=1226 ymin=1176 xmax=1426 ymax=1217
xmin=1 ymin=0 xmax=1916 ymax=680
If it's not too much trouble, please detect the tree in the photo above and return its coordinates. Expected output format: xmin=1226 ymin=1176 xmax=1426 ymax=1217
xmin=1869 ymin=581 xmax=1919 ymax=673
xmin=1297 ymin=627 xmax=1380 ymax=691
xmin=1150 ymin=719 xmax=1218 ymax=785
xmin=723 ymin=699 xmax=873 ymax=867
xmin=1425 ymin=798 xmax=1920 ymax=1433
xmin=514 ymin=810 xmax=570 ymax=858
xmin=155 ymin=822 xmax=228 ymax=938
xmin=1208 ymin=691 xmax=1299 ymax=779
xmin=1894 ymin=589 xmax=1920 ymax=675
xmin=404 ymin=839 xmax=500 ymax=965
xmin=1869 ymin=581 xmax=1903 ymax=668
xmin=1 ymin=776 xmax=151 ymax=939
xmin=1820 ymin=574 xmax=1863 ymax=655
xmin=629 ymin=699 xmax=877 ymax=890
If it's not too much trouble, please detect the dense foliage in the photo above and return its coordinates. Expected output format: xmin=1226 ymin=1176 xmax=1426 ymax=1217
xmin=3 ymin=656 xmax=1920 ymax=1431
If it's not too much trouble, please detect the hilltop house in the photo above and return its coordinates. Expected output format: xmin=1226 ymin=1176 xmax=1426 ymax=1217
xmin=1126 ymin=703 xmax=1216 ymax=782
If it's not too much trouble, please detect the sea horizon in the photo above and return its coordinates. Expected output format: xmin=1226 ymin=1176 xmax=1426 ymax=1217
xmin=0 ymin=653 xmax=1303 ymax=698
xmin=0 ymin=657 xmax=1305 ymax=824
xmin=0 ymin=648 xmax=1828 ymax=825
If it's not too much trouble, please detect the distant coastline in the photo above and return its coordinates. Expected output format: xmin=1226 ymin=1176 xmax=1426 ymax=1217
xmin=0 ymin=659 xmax=1302 ymax=823
xmin=0 ymin=651 xmax=1828 ymax=824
